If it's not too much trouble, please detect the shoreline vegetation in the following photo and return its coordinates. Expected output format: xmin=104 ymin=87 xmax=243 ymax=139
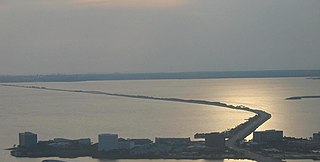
xmin=286 ymin=96 xmax=320 ymax=100
xmin=2 ymin=84 xmax=280 ymax=161
xmin=307 ymin=77 xmax=320 ymax=80
xmin=0 ymin=70 xmax=320 ymax=83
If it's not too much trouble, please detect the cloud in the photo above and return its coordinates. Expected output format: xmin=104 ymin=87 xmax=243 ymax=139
xmin=68 ymin=0 xmax=187 ymax=8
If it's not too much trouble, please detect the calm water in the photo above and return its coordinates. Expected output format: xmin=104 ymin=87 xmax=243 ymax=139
xmin=1 ymin=77 xmax=320 ymax=162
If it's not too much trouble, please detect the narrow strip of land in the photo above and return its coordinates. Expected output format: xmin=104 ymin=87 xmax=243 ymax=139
xmin=286 ymin=96 xmax=320 ymax=100
xmin=1 ymin=84 xmax=280 ymax=162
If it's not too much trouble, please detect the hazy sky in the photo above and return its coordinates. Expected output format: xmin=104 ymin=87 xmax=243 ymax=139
xmin=0 ymin=0 xmax=319 ymax=75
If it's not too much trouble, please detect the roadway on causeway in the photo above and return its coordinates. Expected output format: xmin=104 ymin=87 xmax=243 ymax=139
xmin=226 ymin=110 xmax=282 ymax=162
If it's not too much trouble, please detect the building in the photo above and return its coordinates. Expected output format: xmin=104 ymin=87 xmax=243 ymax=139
xmin=77 ymin=138 xmax=91 ymax=145
xmin=117 ymin=138 xmax=153 ymax=150
xmin=98 ymin=133 xmax=118 ymax=152
xmin=53 ymin=138 xmax=91 ymax=146
xmin=129 ymin=139 xmax=153 ymax=146
xmin=118 ymin=140 xmax=135 ymax=150
xmin=253 ymin=130 xmax=283 ymax=143
xmin=155 ymin=137 xmax=190 ymax=145
xmin=204 ymin=132 xmax=225 ymax=150
xmin=313 ymin=132 xmax=320 ymax=142
xmin=19 ymin=132 xmax=37 ymax=147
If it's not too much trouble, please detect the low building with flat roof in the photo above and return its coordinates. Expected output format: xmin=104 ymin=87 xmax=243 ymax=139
xmin=204 ymin=132 xmax=225 ymax=150
xmin=253 ymin=130 xmax=283 ymax=143
xmin=155 ymin=137 xmax=190 ymax=145
xmin=129 ymin=139 xmax=153 ymax=146
xmin=52 ymin=138 xmax=91 ymax=146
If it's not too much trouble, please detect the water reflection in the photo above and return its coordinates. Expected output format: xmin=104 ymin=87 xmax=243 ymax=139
xmin=1 ymin=78 xmax=320 ymax=162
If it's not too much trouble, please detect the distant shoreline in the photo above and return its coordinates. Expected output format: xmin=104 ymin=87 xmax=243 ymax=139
xmin=286 ymin=96 xmax=320 ymax=100
xmin=0 ymin=70 xmax=320 ymax=83
xmin=307 ymin=77 xmax=320 ymax=80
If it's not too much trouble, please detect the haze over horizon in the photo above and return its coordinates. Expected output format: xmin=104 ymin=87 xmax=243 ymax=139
xmin=1 ymin=0 xmax=320 ymax=75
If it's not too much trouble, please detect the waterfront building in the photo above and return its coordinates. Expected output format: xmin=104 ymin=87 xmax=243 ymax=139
xmin=253 ymin=130 xmax=283 ymax=143
xmin=98 ymin=133 xmax=118 ymax=151
xmin=117 ymin=138 xmax=152 ymax=150
xmin=77 ymin=138 xmax=91 ymax=145
xmin=313 ymin=132 xmax=320 ymax=142
xmin=52 ymin=138 xmax=91 ymax=146
xmin=155 ymin=137 xmax=190 ymax=145
xmin=204 ymin=132 xmax=225 ymax=150
xmin=19 ymin=132 xmax=37 ymax=147
xmin=129 ymin=139 xmax=153 ymax=146
xmin=118 ymin=140 xmax=135 ymax=150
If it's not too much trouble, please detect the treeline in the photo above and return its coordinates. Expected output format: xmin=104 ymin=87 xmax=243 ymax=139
xmin=1 ymin=70 xmax=320 ymax=83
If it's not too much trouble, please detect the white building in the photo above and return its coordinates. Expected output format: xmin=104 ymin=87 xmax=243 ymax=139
xmin=98 ymin=133 xmax=118 ymax=151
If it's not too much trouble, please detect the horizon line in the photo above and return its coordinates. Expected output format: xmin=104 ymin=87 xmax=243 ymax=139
xmin=1 ymin=69 xmax=320 ymax=77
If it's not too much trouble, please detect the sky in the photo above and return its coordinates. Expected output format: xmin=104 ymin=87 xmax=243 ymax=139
xmin=0 ymin=0 xmax=319 ymax=75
